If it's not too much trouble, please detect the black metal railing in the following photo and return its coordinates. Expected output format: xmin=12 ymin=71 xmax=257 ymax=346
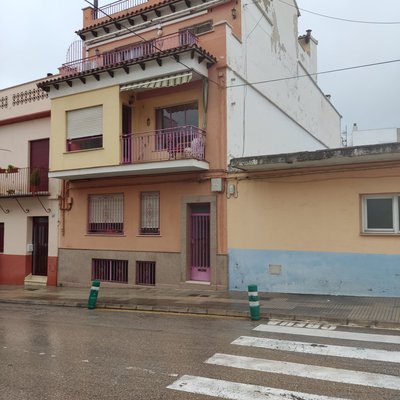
xmin=93 ymin=0 xmax=149 ymax=19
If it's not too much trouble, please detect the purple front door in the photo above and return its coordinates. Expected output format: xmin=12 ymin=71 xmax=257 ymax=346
xmin=189 ymin=204 xmax=210 ymax=281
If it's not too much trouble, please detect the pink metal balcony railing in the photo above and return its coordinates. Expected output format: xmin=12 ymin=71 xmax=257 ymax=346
xmin=59 ymin=30 xmax=198 ymax=77
xmin=0 ymin=167 xmax=49 ymax=197
xmin=93 ymin=0 xmax=149 ymax=19
xmin=121 ymin=126 xmax=206 ymax=164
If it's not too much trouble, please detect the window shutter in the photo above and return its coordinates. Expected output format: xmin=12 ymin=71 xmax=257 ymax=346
xmin=67 ymin=106 xmax=103 ymax=139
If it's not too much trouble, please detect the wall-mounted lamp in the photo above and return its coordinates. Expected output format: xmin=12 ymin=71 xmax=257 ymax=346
xmin=146 ymin=118 xmax=151 ymax=126
xmin=231 ymin=7 xmax=237 ymax=19
xmin=95 ymin=48 xmax=101 ymax=56
xmin=157 ymin=24 xmax=163 ymax=37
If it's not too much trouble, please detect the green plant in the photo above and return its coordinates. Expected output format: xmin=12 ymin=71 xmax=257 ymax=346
xmin=30 ymin=168 xmax=41 ymax=187
xmin=7 ymin=164 xmax=17 ymax=172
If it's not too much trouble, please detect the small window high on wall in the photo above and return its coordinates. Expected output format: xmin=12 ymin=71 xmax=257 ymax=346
xmin=67 ymin=105 xmax=103 ymax=151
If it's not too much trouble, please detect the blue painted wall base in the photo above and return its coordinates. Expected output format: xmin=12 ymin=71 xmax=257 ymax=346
xmin=229 ymin=248 xmax=400 ymax=297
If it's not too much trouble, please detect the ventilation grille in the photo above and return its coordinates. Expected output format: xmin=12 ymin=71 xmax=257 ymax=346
xmin=136 ymin=261 xmax=156 ymax=286
xmin=92 ymin=259 xmax=128 ymax=283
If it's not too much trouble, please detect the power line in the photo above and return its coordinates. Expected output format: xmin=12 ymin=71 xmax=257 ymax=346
xmin=279 ymin=0 xmax=400 ymax=25
xmin=82 ymin=0 xmax=221 ymax=87
xmin=225 ymin=58 xmax=400 ymax=88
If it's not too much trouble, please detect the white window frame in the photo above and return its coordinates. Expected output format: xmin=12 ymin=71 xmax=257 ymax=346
xmin=362 ymin=194 xmax=400 ymax=234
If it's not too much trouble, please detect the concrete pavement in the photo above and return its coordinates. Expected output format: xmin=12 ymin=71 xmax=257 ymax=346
xmin=0 ymin=285 xmax=399 ymax=328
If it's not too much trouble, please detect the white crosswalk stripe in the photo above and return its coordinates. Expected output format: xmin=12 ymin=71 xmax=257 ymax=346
xmin=167 ymin=375 xmax=349 ymax=400
xmin=168 ymin=320 xmax=400 ymax=399
xmin=205 ymin=353 xmax=400 ymax=390
xmin=254 ymin=323 xmax=400 ymax=344
xmin=232 ymin=335 xmax=400 ymax=362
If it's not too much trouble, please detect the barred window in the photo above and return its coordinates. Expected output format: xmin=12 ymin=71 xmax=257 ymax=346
xmin=88 ymin=193 xmax=124 ymax=234
xmin=140 ymin=192 xmax=160 ymax=235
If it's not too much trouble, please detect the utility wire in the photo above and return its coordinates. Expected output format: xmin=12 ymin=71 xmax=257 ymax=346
xmin=82 ymin=0 xmax=221 ymax=87
xmin=279 ymin=0 xmax=400 ymax=25
xmin=226 ymin=58 xmax=400 ymax=88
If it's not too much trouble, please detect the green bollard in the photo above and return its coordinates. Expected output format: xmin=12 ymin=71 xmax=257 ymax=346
xmin=248 ymin=284 xmax=260 ymax=321
xmin=88 ymin=280 xmax=101 ymax=309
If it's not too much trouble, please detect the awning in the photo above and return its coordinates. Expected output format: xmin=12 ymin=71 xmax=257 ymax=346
xmin=121 ymin=71 xmax=193 ymax=91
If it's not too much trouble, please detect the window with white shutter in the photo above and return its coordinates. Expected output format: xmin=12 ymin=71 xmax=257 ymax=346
xmin=88 ymin=193 xmax=124 ymax=234
xmin=66 ymin=106 xmax=103 ymax=151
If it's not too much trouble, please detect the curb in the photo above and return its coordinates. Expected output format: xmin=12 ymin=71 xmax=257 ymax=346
xmin=1 ymin=298 xmax=400 ymax=329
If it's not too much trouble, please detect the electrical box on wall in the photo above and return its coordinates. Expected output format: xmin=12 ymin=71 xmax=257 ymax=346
xmin=211 ymin=178 xmax=223 ymax=192
xmin=27 ymin=243 xmax=33 ymax=252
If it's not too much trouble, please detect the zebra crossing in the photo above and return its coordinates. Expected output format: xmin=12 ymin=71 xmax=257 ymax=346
xmin=167 ymin=319 xmax=400 ymax=399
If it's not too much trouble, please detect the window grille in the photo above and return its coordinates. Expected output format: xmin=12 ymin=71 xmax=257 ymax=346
xmin=140 ymin=192 xmax=160 ymax=235
xmin=88 ymin=193 xmax=124 ymax=234
xmin=92 ymin=259 xmax=128 ymax=283
xmin=136 ymin=261 xmax=156 ymax=285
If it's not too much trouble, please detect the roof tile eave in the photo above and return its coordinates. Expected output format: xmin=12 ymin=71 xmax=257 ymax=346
xmin=37 ymin=45 xmax=216 ymax=89
xmin=77 ymin=0 xmax=177 ymax=34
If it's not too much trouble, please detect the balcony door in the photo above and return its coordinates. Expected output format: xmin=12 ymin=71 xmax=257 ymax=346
xmin=155 ymin=102 xmax=198 ymax=156
xmin=122 ymin=105 xmax=132 ymax=164
xmin=30 ymin=139 xmax=49 ymax=192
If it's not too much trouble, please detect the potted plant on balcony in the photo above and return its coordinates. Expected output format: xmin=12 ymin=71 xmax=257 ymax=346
xmin=7 ymin=164 xmax=18 ymax=173
xmin=30 ymin=168 xmax=41 ymax=193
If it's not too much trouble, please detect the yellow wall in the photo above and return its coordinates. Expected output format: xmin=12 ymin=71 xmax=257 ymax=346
xmin=50 ymin=86 xmax=120 ymax=171
xmin=228 ymin=165 xmax=400 ymax=255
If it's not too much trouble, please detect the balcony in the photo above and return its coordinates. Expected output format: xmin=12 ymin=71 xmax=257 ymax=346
xmin=93 ymin=0 xmax=149 ymax=19
xmin=0 ymin=167 xmax=49 ymax=197
xmin=121 ymin=126 xmax=206 ymax=164
xmin=59 ymin=31 xmax=197 ymax=77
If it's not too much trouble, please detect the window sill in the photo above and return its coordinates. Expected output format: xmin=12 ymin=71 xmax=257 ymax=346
xmin=360 ymin=232 xmax=400 ymax=236
xmin=64 ymin=147 xmax=104 ymax=154
xmin=137 ymin=234 xmax=161 ymax=237
xmin=86 ymin=233 xmax=125 ymax=237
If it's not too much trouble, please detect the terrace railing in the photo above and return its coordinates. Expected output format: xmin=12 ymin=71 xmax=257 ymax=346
xmin=93 ymin=0 xmax=149 ymax=19
xmin=59 ymin=30 xmax=198 ymax=77
xmin=121 ymin=126 xmax=206 ymax=164
xmin=0 ymin=167 xmax=49 ymax=197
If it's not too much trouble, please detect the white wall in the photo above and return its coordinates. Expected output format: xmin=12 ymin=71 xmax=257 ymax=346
xmin=226 ymin=0 xmax=341 ymax=159
xmin=352 ymin=127 xmax=399 ymax=146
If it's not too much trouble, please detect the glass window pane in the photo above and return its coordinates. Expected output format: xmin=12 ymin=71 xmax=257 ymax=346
xmin=366 ymin=198 xmax=393 ymax=229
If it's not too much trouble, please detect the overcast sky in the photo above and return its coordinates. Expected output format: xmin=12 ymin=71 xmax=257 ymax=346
xmin=1 ymin=0 xmax=399 ymax=133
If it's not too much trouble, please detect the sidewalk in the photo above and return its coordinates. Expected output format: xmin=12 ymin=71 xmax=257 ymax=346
xmin=0 ymin=285 xmax=399 ymax=328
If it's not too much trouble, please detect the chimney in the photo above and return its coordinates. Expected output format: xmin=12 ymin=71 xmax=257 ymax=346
xmin=305 ymin=29 xmax=312 ymax=43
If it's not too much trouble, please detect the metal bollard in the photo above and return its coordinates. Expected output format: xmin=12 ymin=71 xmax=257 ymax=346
xmin=88 ymin=280 xmax=101 ymax=309
xmin=248 ymin=284 xmax=260 ymax=321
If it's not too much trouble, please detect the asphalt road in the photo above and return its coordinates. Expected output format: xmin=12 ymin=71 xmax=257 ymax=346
xmin=1 ymin=303 xmax=399 ymax=400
